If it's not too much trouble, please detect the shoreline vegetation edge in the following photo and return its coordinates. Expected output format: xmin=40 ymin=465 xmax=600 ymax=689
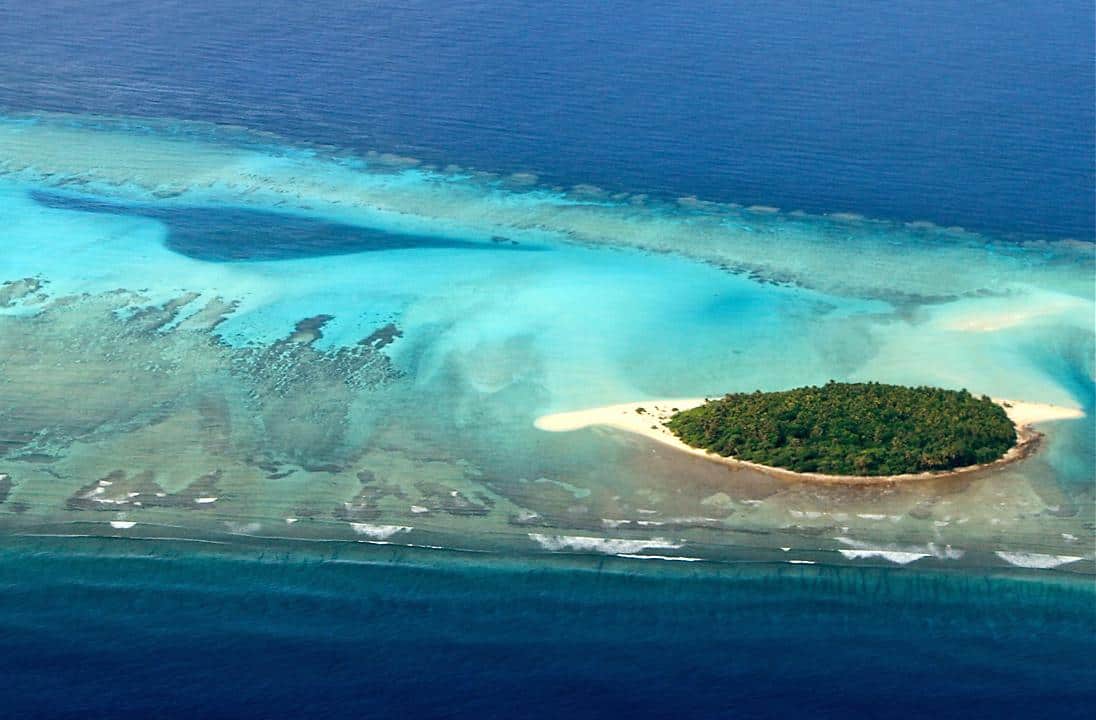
xmin=534 ymin=397 xmax=1085 ymax=485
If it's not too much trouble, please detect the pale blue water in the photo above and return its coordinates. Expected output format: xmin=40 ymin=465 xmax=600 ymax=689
xmin=0 ymin=1 xmax=1093 ymax=717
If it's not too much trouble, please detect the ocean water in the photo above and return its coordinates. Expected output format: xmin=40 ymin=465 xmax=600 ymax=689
xmin=0 ymin=1 xmax=1094 ymax=717
xmin=1 ymin=0 xmax=1092 ymax=240
xmin=2 ymin=537 xmax=1094 ymax=720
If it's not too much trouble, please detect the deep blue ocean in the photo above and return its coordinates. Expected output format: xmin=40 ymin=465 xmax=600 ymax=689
xmin=2 ymin=539 xmax=1094 ymax=720
xmin=0 ymin=1 xmax=1093 ymax=718
xmin=1 ymin=0 xmax=1092 ymax=240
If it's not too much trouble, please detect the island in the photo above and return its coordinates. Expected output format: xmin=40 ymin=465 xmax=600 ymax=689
xmin=535 ymin=382 xmax=1086 ymax=484
xmin=666 ymin=382 xmax=1021 ymax=475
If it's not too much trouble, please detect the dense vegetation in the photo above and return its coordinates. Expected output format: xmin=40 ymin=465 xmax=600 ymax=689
xmin=666 ymin=382 xmax=1016 ymax=476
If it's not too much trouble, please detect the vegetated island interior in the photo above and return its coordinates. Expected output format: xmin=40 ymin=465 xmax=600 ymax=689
xmin=664 ymin=382 xmax=1017 ymax=477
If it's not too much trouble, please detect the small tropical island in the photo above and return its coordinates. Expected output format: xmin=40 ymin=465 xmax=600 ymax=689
xmin=665 ymin=382 xmax=1015 ymax=476
xmin=535 ymin=382 xmax=1086 ymax=483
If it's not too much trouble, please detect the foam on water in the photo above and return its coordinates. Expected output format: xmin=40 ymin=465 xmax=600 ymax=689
xmin=995 ymin=552 xmax=1086 ymax=569
xmin=528 ymin=534 xmax=684 ymax=555
xmin=350 ymin=524 xmax=412 ymax=540
xmin=0 ymin=534 xmax=1092 ymax=718
xmin=838 ymin=549 xmax=930 ymax=565
xmin=835 ymin=536 xmax=966 ymax=564
xmin=614 ymin=554 xmax=704 ymax=562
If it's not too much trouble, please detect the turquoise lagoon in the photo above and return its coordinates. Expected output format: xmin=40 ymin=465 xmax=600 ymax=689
xmin=0 ymin=112 xmax=1093 ymax=573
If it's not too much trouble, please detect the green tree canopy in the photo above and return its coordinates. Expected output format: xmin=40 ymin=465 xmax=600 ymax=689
xmin=666 ymin=382 xmax=1016 ymax=476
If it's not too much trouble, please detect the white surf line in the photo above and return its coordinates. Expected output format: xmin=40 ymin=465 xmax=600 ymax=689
xmin=614 ymin=554 xmax=705 ymax=562
xmin=994 ymin=551 xmax=1086 ymax=569
xmin=835 ymin=536 xmax=964 ymax=564
xmin=12 ymin=532 xmax=230 ymax=545
xmin=349 ymin=523 xmax=412 ymax=540
xmin=528 ymin=533 xmax=684 ymax=555
xmin=837 ymin=548 xmax=929 ymax=565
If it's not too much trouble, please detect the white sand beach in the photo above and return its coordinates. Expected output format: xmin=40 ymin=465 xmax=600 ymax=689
xmin=535 ymin=397 xmax=1085 ymax=484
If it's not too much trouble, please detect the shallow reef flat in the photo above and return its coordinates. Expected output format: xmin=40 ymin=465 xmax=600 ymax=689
xmin=1 ymin=112 xmax=1092 ymax=302
xmin=0 ymin=112 xmax=1093 ymax=575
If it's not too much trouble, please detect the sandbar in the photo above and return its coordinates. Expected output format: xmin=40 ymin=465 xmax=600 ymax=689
xmin=535 ymin=397 xmax=1084 ymax=485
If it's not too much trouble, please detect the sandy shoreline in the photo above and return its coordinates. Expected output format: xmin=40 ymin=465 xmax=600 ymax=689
xmin=535 ymin=397 xmax=1085 ymax=485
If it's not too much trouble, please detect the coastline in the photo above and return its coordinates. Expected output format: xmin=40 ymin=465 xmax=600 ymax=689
xmin=534 ymin=397 xmax=1085 ymax=485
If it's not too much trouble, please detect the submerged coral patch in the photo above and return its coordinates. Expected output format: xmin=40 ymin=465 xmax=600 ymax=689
xmin=0 ymin=112 xmax=1092 ymax=569
xmin=0 ymin=286 xmax=402 ymax=472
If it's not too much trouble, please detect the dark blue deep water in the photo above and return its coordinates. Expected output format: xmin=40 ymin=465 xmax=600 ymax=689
xmin=1 ymin=541 xmax=1094 ymax=720
xmin=0 ymin=0 xmax=1092 ymax=239
xmin=29 ymin=191 xmax=539 ymax=260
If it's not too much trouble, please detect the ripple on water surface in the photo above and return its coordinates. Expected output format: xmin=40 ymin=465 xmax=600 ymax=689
xmin=0 ymin=113 xmax=1092 ymax=570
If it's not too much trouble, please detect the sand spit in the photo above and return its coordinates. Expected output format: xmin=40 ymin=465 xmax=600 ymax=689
xmin=535 ymin=397 xmax=1084 ymax=485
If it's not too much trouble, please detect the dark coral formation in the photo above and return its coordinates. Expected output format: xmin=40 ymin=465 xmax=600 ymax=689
xmin=65 ymin=469 xmax=225 ymax=511
xmin=233 ymin=315 xmax=401 ymax=397
xmin=230 ymin=314 xmax=402 ymax=471
xmin=0 ymin=277 xmax=45 ymax=307
xmin=412 ymin=480 xmax=491 ymax=516
xmin=0 ymin=286 xmax=403 ymax=475
xmin=332 ymin=470 xmax=408 ymax=522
